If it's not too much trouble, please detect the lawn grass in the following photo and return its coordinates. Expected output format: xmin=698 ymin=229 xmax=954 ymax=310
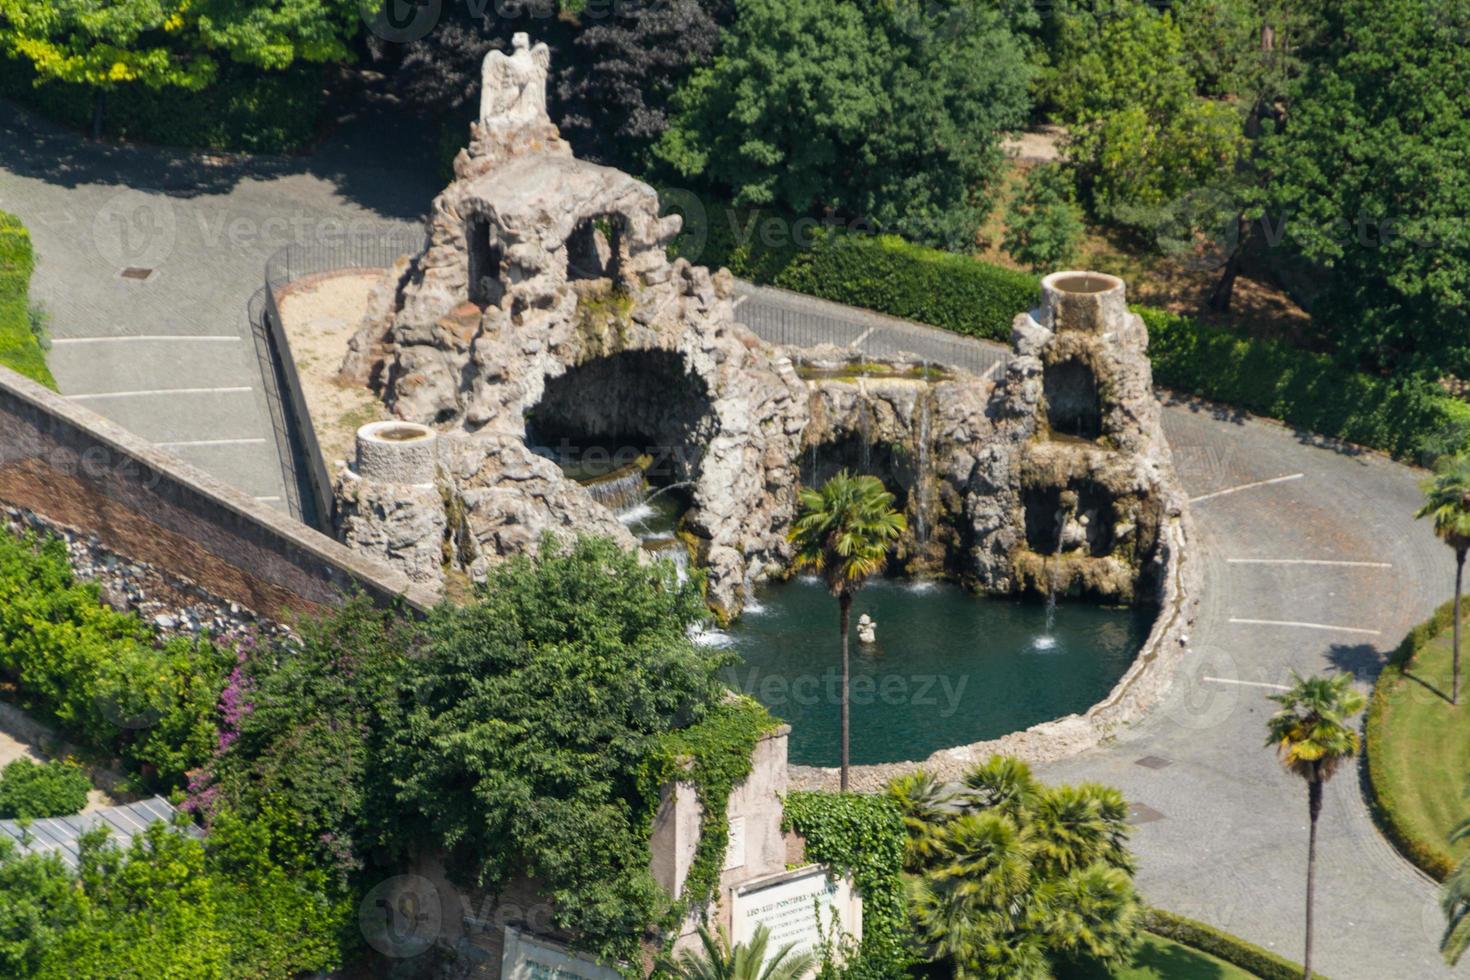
xmin=1370 ymin=622 xmax=1470 ymax=874
xmin=0 ymin=211 xmax=56 ymax=388
xmin=1057 ymin=934 xmax=1259 ymax=980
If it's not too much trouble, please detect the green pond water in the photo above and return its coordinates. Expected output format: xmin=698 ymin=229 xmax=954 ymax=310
xmin=719 ymin=577 xmax=1155 ymax=767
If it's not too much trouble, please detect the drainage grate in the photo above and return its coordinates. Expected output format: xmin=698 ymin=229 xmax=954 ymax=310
xmin=1127 ymin=802 xmax=1165 ymax=825
xmin=120 ymin=267 xmax=153 ymax=281
xmin=1134 ymin=755 xmax=1172 ymax=770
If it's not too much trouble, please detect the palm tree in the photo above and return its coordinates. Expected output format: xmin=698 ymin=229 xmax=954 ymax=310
xmin=788 ymin=470 xmax=906 ymax=791
xmin=887 ymin=768 xmax=957 ymax=871
xmin=1265 ymin=671 xmax=1365 ymax=980
xmin=656 ymin=923 xmax=815 ymax=980
xmin=1440 ymin=803 xmax=1470 ymax=964
xmin=1417 ymin=453 xmax=1470 ymax=704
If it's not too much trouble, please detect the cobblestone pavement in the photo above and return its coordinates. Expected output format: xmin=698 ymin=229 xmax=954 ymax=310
xmin=737 ymin=283 xmax=1462 ymax=978
xmin=1 ymin=101 xmax=1458 ymax=977
xmin=0 ymin=102 xmax=438 ymax=512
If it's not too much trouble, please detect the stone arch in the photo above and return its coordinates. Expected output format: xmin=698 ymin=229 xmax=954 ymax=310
xmin=465 ymin=213 xmax=507 ymax=308
xmin=525 ymin=348 xmax=717 ymax=507
xmin=565 ymin=212 xmax=628 ymax=286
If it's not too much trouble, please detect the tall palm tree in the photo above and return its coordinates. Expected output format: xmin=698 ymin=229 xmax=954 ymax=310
xmin=1265 ymin=671 xmax=1365 ymax=980
xmin=656 ymin=923 xmax=815 ymax=980
xmin=788 ymin=470 xmax=906 ymax=791
xmin=1417 ymin=453 xmax=1470 ymax=704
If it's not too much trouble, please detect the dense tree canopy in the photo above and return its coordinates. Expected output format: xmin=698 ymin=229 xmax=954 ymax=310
xmin=1044 ymin=0 xmax=1244 ymax=224
xmin=1262 ymin=0 xmax=1470 ymax=374
xmin=656 ymin=0 xmax=1031 ymax=250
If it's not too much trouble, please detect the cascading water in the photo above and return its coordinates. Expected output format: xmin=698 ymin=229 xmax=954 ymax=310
xmin=913 ymin=376 xmax=932 ymax=547
xmin=857 ymin=381 xmax=872 ymax=471
xmin=583 ymin=462 xmax=647 ymax=512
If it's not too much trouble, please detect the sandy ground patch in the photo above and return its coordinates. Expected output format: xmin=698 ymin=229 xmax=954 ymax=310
xmin=276 ymin=271 xmax=391 ymax=473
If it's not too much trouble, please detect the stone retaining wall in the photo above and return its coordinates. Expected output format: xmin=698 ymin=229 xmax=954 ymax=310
xmin=0 ymin=365 xmax=435 ymax=623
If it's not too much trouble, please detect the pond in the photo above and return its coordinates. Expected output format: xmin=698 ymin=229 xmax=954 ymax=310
xmin=716 ymin=576 xmax=1154 ymax=767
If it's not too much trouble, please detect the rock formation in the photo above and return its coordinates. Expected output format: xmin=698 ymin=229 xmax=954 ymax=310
xmin=334 ymin=39 xmax=1184 ymax=615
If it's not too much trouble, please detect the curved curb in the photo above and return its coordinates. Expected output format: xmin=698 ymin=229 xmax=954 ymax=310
xmin=789 ymin=502 xmax=1201 ymax=794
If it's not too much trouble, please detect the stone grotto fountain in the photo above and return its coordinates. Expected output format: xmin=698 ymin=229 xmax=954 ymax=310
xmin=333 ymin=34 xmax=1188 ymax=627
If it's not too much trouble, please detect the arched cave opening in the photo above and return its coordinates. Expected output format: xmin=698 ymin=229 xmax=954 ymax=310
xmin=800 ymin=433 xmax=915 ymax=516
xmin=1043 ymin=358 xmax=1102 ymax=440
xmin=566 ymin=213 xmax=627 ymax=285
xmin=525 ymin=350 xmax=715 ymax=530
xmin=466 ymin=214 xmax=506 ymax=308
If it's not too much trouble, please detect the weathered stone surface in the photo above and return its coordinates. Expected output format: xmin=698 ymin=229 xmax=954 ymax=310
xmin=333 ymin=37 xmax=1185 ymax=625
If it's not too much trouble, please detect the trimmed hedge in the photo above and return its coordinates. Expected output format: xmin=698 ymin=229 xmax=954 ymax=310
xmin=673 ymin=204 xmax=1037 ymax=343
xmin=1365 ymin=598 xmax=1461 ymax=881
xmin=1142 ymin=308 xmax=1470 ymax=466
xmin=0 ymin=213 xmax=54 ymax=388
xmin=1143 ymin=908 xmax=1329 ymax=980
xmin=671 ymin=202 xmax=1470 ymax=466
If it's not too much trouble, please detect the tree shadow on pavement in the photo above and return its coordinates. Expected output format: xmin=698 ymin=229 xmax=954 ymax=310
xmin=0 ymin=96 xmax=441 ymax=220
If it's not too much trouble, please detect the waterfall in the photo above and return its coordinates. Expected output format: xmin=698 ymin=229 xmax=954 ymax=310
xmin=642 ymin=537 xmax=690 ymax=582
xmin=1033 ymin=585 xmax=1059 ymax=651
xmin=857 ymin=381 xmax=872 ymax=471
xmin=584 ymin=462 xmax=647 ymax=512
xmin=914 ymin=380 xmax=932 ymax=547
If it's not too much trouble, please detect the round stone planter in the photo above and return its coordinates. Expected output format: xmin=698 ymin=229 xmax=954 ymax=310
xmin=355 ymin=421 xmax=439 ymax=485
xmin=1039 ymin=270 xmax=1128 ymax=335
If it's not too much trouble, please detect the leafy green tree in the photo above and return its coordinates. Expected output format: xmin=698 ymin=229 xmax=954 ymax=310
xmin=898 ymin=758 xmax=1140 ymax=979
xmin=1265 ymin=671 xmax=1365 ymax=980
xmin=1003 ymin=164 xmax=1085 ymax=273
xmin=1417 ymin=454 xmax=1470 ymax=705
xmin=788 ymin=471 xmax=906 ymax=792
xmin=1043 ymin=0 xmax=1244 ymax=226
xmin=191 ymin=0 xmax=358 ymax=70
xmin=1261 ymin=0 xmax=1470 ymax=374
xmin=657 ymin=0 xmax=1031 ymax=249
xmin=0 ymin=839 xmax=82 ymax=976
xmin=0 ymin=759 xmax=90 ymax=819
xmin=0 ymin=0 xmax=215 ymax=136
xmin=378 ymin=535 xmax=729 ymax=963
xmin=886 ymin=769 xmax=956 ymax=871
xmin=656 ymin=923 xmax=815 ymax=979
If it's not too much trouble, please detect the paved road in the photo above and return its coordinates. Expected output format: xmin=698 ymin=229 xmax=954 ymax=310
xmin=1 ymin=99 xmax=1458 ymax=977
xmin=0 ymin=102 xmax=437 ymax=513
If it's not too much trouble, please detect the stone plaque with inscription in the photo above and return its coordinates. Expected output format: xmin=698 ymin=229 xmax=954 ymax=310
xmin=730 ymin=865 xmax=862 ymax=966
xmin=501 ymin=927 xmax=623 ymax=980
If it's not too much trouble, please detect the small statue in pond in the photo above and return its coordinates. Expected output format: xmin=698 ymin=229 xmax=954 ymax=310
xmin=480 ymin=32 xmax=551 ymax=132
xmin=857 ymin=613 xmax=877 ymax=644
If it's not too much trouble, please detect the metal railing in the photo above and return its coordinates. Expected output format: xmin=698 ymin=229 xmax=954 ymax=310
xmin=256 ymin=233 xmax=422 ymax=530
xmin=733 ymin=283 xmax=1012 ymax=379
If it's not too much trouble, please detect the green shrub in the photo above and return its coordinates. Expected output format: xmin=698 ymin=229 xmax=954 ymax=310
xmin=0 ymin=214 xmax=55 ymax=388
xmin=782 ymin=791 xmax=914 ymax=978
xmin=0 ymin=531 xmax=232 ymax=789
xmin=1365 ymin=598 xmax=1462 ymax=881
xmin=0 ymin=57 xmax=323 ymax=154
xmin=671 ymin=204 xmax=1037 ymax=343
xmin=1141 ymin=908 xmax=1328 ymax=980
xmin=1142 ymin=308 xmax=1470 ymax=464
xmin=0 ymin=759 xmax=90 ymax=819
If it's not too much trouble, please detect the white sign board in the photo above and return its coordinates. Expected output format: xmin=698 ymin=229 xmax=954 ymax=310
xmin=730 ymin=865 xmax=862 ymax=966
xmin=501 ymin=928 xmax=623 ymax=980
